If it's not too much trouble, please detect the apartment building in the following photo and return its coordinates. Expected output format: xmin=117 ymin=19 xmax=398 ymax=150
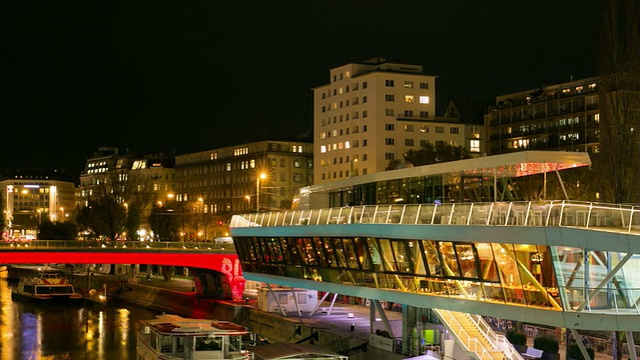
xmin=0 ymin=169 xmax=76 ymax=240
xmin=485 ymin=76 xmax=601 ymax=155
xmin=78 ymin=147 xmax=175 ymax=240
xmin=174 ymin=140 xmax=313 ymax=216
xmin=313 ymin=57 xmax=484 ymax=184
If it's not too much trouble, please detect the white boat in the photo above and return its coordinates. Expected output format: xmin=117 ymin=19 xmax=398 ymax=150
xmin=11 ymin=270 xmax=83 ymax=302
xmin=137 ymin=314 xmax=254 ymax=360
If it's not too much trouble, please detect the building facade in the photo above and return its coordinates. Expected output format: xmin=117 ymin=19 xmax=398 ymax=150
xmin=0 ymin=170 xmax=76 ymax=240
xmin=313 ymin=57 xmax=484 ymax=184
xmin=174 ymin=139 xmax=313 ymax=220
xmin=485 ymin=76 xmax=601 ymax=155
xmin=78 ymin=147 xmax=175 ymax=241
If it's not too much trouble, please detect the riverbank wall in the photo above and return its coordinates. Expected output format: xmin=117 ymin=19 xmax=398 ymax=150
xmin=117 ymin=282 xmax=376 ymax=359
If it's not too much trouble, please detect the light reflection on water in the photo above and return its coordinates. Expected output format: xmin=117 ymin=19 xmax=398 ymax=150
xmin=0 ymin=269 xmax=158 ymax=360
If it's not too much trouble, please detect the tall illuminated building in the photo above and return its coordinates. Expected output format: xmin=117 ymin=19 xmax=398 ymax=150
xmin=313 ymin=57 xmax=484 ymax=184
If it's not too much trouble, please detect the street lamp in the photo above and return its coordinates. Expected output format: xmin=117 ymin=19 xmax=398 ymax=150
xmin=60 ymin=207 xmax=64 ymax=222
xmin=37 ymin=208 xmax=42 ymax=225
xmin=245 ymin=195 xmax=251 ymax=210
xmin=198 ymin=197 xmax=204 ymax=241
xmin=256 ymin=173 xmax=267 ymax=213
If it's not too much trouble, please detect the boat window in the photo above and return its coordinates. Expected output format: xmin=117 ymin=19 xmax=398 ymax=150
xmin=195 ymin=336 xmax=222 ymax=351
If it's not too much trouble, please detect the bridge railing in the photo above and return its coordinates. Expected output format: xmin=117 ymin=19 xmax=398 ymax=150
xmin=230 ymin=200 xmax=640 ymax=235
xmin=0 ymin=240 xmax=234 ymax=251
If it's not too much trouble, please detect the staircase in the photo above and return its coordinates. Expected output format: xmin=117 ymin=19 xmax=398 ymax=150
xmin=433 ymin=309 xmax=524 ymax=360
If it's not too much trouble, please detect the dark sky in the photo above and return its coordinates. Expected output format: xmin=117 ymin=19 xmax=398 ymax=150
xmin=1 ymin=1 xmax=604 ymax=179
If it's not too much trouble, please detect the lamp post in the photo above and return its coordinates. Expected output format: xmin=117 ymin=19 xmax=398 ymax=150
xmin=245 ymin=195 xmax=251 ymax=210
xmin=198 ymin=197 xmax=204 ymax=241
xmin=256 ymin=173 xmax=267 ymax=213
xmin=37 ymin=209 xmax=42 ymax=225
xmin=60 ymin=207 xmax=65 ymax=222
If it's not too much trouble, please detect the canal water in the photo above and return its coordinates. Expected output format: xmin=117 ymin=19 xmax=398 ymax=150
xmin=0 ymin=270 xmax=159 ymax=360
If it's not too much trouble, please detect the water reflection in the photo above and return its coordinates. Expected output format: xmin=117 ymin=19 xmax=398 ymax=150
xmin=1 ymin=269 xmax=158 ymax=360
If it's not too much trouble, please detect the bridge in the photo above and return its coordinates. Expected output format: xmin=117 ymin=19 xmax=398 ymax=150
xmin=0 ymin=241 xmax=245 ymax=300
xmin=229 ymin=199 xmax=640 ymax=332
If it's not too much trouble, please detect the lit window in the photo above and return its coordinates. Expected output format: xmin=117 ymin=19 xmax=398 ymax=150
xmin=470 ymin=140 xmax=480 ymax=152
xmin=320 ymin=145 xmax=327 ymax=153
xmin=345 ymin=141 xmax=350 ymax=149
xmin=404 ymin=81 xmax=413 ymax=88
xmin=419 ymin=96 xmax=429 ymax=104
xmin=404 ymin=95 xmax=414 ymax=103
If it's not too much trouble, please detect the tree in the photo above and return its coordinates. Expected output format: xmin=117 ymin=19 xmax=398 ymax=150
xmin=595 ymin=0 xmax=640 ymax=204
xmin=403 ymin=142 xmax=471 ymax=167
xmin=38 ymin=219 xmax=77 ymax=240
xmin=82 ymin=171 xmax=155 ymax=242
xmin=148 ymin=202 xmax=180 ymax=241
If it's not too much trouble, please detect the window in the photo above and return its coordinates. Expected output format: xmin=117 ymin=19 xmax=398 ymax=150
xmin=420 ymin=139 xmax=428 ymax=146
xmin=363 ymin=139 xmax=367 ymax=146
xmin=435 ymin=126 xmax=444 ymax=133
xmin=280 ymin=159 xmax=285 ymax=167
xmin=362 ymin=82 xmax=368 ymax=89
xmin=419 ymin=82 xmax=429 ymax=89
xmin=385 ymin=153 xmax=395 ymax=160
xmin=362 ymin=96 xmax=367 ymax=103
xmin=420 ymin=111 xmax=429 ymax=118
xmin=294 ymin=159 xmax=301 ymax=168
xmin=404 ymin=110 xmax=413 ymax=117
xmin=404 ymin=95 xmax=414 ymax=103
xmin=404 ymin=81 xmax=413 ymax=88
xmin=450 ymin=127 xmax=459 ymax=134
xmin=420 ymin=125 xmax=428 ymax=133
xmin=385 ymin=124 xmax=395 ymax=131
xmin=385 ymin=138 xmax=395 ymax=145
xmin=405 ymin=139 xmax=414 ymax=146
xmin=404 ymin=124 xmax=414 ymax=132
xmin=362 ymin=110 xmax=368 ymax=118
xmin=385 ymin=108 xmax=395 ymax=116
xmin=385 ymin=94 xmax=395 ymax=101
xmin=385 ymin=79 xmax=395 ymax=87
xmin=419 ymin=96 xmax=429 ymax=104
xmin=362 ymin=125 xmax=367 ymax=132
xmin=470 ymin=140 xmax=480 ymax=152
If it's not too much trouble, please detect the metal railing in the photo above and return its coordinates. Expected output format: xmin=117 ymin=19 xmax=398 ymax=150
xmin=433 ymin=309 xmax=504 ymax=360
xmin=230 ymin=200 xmax=640 ymax=235
xmin=0 ymin=240 xmax=234 ymax=252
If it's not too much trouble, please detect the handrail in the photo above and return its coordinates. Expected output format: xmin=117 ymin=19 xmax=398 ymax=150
xmin=0 ymin=240 xmax=232 ymax=252
xmin=466 ymin=313 xmax=524 ymax=360
xmin=230 ymin=200 xmax=640 ymax=236
xmin=433 ymin=309 xmax=496 ymax=360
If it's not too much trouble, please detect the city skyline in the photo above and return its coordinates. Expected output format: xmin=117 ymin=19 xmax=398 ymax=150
xmin=2 ymin=1 xmax=604 ymax=179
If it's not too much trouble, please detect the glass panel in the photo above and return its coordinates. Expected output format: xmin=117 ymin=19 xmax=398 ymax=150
xmin=439 ymin=242 xmax=461 ymax=277
xmin=417 ymin=204 xmax=436 ymax=224
xmin=343 ymin=238 xmax=360 ymax=269
xmin=422 ymin=240 xmax=443 ymax=277
xmin=314 ymin=237 xmax=329 ymax=267
xmin=456 ymin=244 xmax=478 ymax=279
xmin=331 ymin=238 xmax=348 ymax=268
xmin=476 ymin=243 xmax=499 ymax=282
xmin=354 ymin=238 xmax=371 ymax=270
xmin=377 ymin=239 xmax=397 ymax=272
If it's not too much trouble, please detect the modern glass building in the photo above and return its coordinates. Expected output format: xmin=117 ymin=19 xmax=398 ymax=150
xmin=230 ymin=151 xmax=640 ymax=359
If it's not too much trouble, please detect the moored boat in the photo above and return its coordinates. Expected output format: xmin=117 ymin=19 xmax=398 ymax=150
xmin=137 ymin=313 xmax=253 ymax=360
xmin=11 ymin=270 xmax=83 ymax=302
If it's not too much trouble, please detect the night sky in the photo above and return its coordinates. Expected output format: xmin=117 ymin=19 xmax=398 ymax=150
xmin=1 ymin=1 xmax=604 ymax=179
